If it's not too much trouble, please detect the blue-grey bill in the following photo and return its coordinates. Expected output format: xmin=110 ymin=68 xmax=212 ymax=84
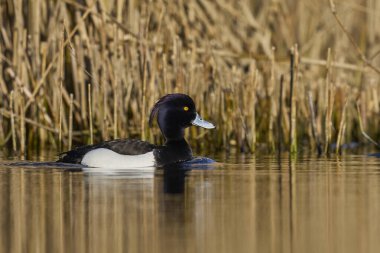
xmin=191 ymin=113 xmax=215 ymax=129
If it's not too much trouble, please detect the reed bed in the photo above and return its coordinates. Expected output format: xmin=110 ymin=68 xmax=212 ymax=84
xmin=1 ymin=0 xmax=380 ymax=156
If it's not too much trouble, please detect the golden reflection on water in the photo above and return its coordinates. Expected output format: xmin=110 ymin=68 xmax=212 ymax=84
xmin=1 ymin=155 xmax=380 ymax=253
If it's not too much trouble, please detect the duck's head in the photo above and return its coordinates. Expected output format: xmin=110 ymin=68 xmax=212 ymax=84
xmin=149 ymin=93 xmax=215 ymax=141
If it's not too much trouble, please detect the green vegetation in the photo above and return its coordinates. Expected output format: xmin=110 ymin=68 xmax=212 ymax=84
xmin=1 ymin=0 xmax=380 ymax=156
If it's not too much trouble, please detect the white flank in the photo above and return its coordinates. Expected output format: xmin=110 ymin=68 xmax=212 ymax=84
xmin=81 ymin=148 xmax=155 ymax=169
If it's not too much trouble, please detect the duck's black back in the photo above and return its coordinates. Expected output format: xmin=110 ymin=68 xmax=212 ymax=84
xmin=57 ymin=139 xmax=156 ymax=164
xmin=58 ymin=138 xmax=194 ymax=167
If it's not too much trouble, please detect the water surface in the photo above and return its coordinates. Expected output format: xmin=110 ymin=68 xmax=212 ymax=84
xmin=1 ymin=154 xmax=380 ymax=253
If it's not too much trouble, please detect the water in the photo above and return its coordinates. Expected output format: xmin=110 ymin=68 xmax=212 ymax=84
xmin=1 ymin=153 xmax=380 ymax=253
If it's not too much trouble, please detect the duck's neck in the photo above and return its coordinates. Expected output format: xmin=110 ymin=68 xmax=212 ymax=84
xmin=159 ymin=124 xmax=185 ymax=141
xmin=164 ymin=138 xmax=189 ymax=146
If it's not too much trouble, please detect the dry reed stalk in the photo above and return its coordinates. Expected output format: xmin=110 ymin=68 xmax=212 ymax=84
xmin=250 ymin=68 xmax=258 ymax=152
xmin=139 ymin=15 xmax=149 ymax=141
xmin=87 ymin=84 xmax=93 ymax=144
xmin=0 ymin=43 xmax=5 ymax=144
xmin=323 ymin=48 xmax=335 ymax=154
xmin=289 ymin=46 xmax=299 ymax=154
xmin=277 ymin=75 xmax=284 ymax=153
xmin=9 ymin=91 xmax=16 ymax=152
xmin=280 ymin=77 xmax=290 ymax=144
xmin=68 ymin=93 xmax=73 ymax=150
xmin=0 ymin=111 xmax=4 ymax=144
xmin=162 ymin=53 xmax=169 ymax=94
xmin=0 ymin=54 xmax=7 ymax=96
xmin=113 ymin=82 xmax=118 ymax=139
xmin=102 ymin=80 xmax=109 ymax=141
xmin=336 ymin=100 xmax=348 ymax=155
xmin=113 ymin=25 xmax=119 ymax=139
xmin=58 ymin=80 xmax=63 ymax=150
xmin=268 ymin=47 xmax=276 ymax=152
xmin=307 ymin=91 xmax=322 ymax=155
xmin=356 ymin=103 xmax=380 ymax=147
xmin=323 ymin=49 xmax=331 ymax=154
xmin=58 ymin=25 xmax=64 ymax=150
xmin=19 ymin=90 xmax=25 ymax=156
xmin=140 ymin=49 xmax=148 ymax=141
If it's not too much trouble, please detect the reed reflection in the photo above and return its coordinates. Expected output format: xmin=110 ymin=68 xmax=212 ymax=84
xmin=1 ymin=156 xmax=380 ymax=253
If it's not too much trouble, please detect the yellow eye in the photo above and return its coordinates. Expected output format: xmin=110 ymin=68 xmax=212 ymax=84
xmin=183 ymin=106 xmax=189 ymax=111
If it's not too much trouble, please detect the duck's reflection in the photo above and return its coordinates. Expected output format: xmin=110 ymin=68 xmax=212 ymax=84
xmin=161 ymin=157 xmax=215 ymax=194
xmin=162 ymin=167 xmax=189 ymax=194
